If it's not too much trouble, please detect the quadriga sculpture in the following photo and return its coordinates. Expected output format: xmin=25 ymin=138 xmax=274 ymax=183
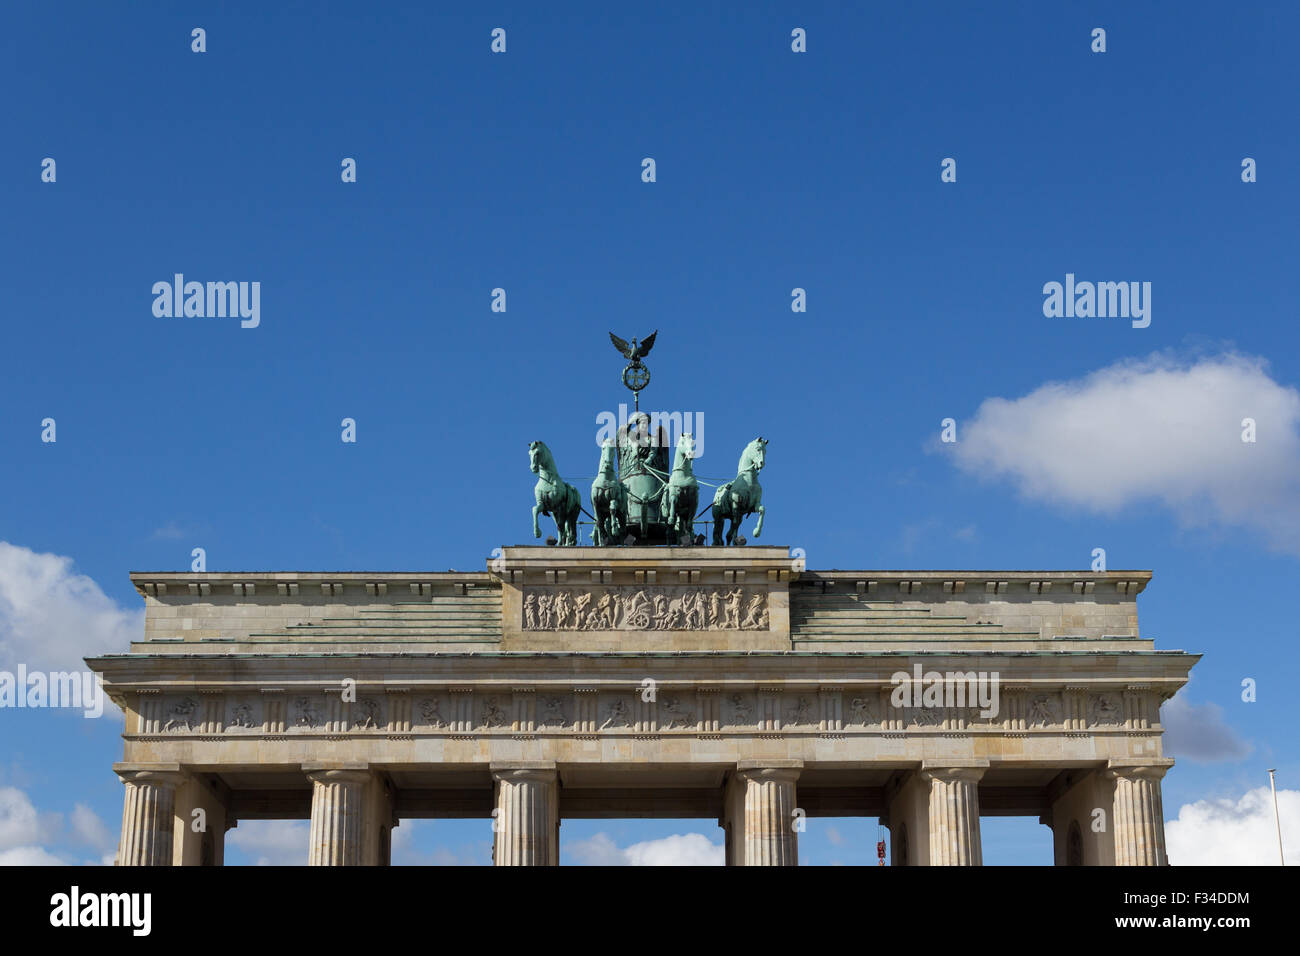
xmin=590 ymin=440 xmax=628 ymax=546
xmin=530 ymin=440 xmax=580 ymax=546
xmin=711 ymin=437 xmax=767 ymax=546
xmin=660 ymin=433 xmax=699 ymax=546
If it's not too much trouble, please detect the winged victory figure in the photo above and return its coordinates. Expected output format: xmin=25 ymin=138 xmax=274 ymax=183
xmin=609 ymin=330 xmax=658 ymax=360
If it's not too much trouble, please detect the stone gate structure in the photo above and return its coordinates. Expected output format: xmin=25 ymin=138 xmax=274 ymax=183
xmin=89 ymin=546 xmax=1197 ymax=865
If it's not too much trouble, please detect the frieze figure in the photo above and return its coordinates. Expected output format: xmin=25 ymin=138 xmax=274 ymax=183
xmin=294 ymin=697 xmax=319 ymax=727
xmin=553 ymin=591 xmax=572 ymax=629
xmin=912 ymin=706 xmax=944 ymax=727
xmin=228 ymin=703 xmax=255 ymax=728
xmin=163 ymin=697 xmax=197 ymax=732
xmin=1089 ymin=693 xmax=1120 ymax=725
xmin=419 ymin=698 xmax=446 ymax=728
xmin=539 ymin=696 xmax=567 ymax=729
xmin=723 ymin=588 xmax=743 ymax=628
xmin=1028 ymin=695 xmax=1056 ymax=727
xmin=599 ymin=698 xmax=632 ymax=730
xmin=660 ymin=696 xmax=695 ymax=730
xmin=788 ymin=696 xmax=813 ymax=726
xmin=352 ymin=698 xmax=382 ymax=730
xmin=729 ymin=694 xmax=752 ymax=724
xmin=481 ymin=697 xmax=509 ymax=728
xmin=572 ymin=592 xmax=593 ymax=628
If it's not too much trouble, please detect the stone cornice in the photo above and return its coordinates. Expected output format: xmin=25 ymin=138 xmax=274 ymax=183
xmin=799 ymin=569 xmax=1152 ymax=596
xmin=130 ymin=570 xmax=494 ymax=598
xmin=128 ymin=565 xmax=1153 ymax=598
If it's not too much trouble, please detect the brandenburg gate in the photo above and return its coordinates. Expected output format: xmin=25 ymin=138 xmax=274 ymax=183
xmin=89 ymin=334 xmax=1196 ymax=865
xmin=89 ymin=548 xmax=1196 ymax=866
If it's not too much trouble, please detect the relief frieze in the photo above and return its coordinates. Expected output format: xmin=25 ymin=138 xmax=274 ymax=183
xmin=523 ymin=586 xmax=768 ymax=631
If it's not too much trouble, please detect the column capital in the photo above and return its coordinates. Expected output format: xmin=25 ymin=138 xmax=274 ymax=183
xmin=491 ymin=761 xmax=557 ymax=784
xmin=735 ymin=759 xmax=803 ymax=783
xmin=302 ymin=762 xmax=372 ymax=786
xmin=114 ymin=763 xmax=188 ymax=789
xmin=920 ymin=759 xmax=988 ymax=784
xmin=1106 ymin=758 xmax=1173 ymax=782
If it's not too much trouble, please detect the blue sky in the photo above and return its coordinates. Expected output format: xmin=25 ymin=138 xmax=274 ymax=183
xmin=1 ymin=2 xmax=1297 ymax=865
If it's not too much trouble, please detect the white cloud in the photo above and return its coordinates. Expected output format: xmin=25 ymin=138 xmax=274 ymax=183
xmin=1161 ymin=690 xmax=1251 ymax=763
xmin=1167 ymin=786 xmax=1297 ymax=865
xmin=0 ymin=786 xmax=43 ymax=850
xmin=0 ymin=786 xmax=114 ymax=865
xmin=0 ymin=845 xmax=66 ymax=866
xmin=0 ymin=541 xmax=143 ymax=671
xmin=70 ymin=802 xmax=117 ymax=853
xmin=226 ymin=820 xmax=310 ymax=866
xmin=567 ymin=831 xmax=724 ymax=866
xmin=150 ymin=522 xmax=187 ymax=541
xmin=945 ymin=353 xmax=1300 ymax=553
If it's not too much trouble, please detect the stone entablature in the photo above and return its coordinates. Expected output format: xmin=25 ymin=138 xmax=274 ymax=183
xmin=94 ymin=652 xmax=1187 ymax=751
xmin=96 ymin=547 xmax=1195 ymax=866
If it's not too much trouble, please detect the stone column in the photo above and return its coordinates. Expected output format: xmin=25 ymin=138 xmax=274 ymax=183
xmin=1108 ymin=759 xmax=1172 ymax=866
xmin=921 ymin=763 xmax=986 ymax=866
xmin=115 ymin=764 xmax=187 ymax=866
xmin=305 ymin=766 xmax=372 ymax=866
xmin=729 ymin=759 xmax=802 ymax=866
xmin=492 ymin=763 xmax=559 ymax=866
xmin=173 ymin=775 xmax=229 ymax=866
xmin=1047 ymin=768 xmax=1115 ymax=866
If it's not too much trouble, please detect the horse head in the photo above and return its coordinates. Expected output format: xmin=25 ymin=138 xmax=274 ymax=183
xmin=598 ymin=439 xmax=618 ymax=476
xmin=674 ymin=433 xmax=696 ymax=470
xmin=739 ymin=437 xmax=767 ymax=475
xmin=529 ymin=440 xmax=552 ymax=476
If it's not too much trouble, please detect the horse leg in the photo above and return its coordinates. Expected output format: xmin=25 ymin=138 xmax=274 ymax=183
xmin=754 ymin=503 xmax=765 ymax=538
xmin=711 ymin=503 xmax=724 ymax=546
xmin=533 ymin=499 xmax=542 ymax=539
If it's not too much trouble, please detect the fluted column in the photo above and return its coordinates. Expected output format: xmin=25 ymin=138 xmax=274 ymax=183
xmin=1108 ymin=761 xmax=1171 ymax=866
xmin=736 ymin=760 xmax=801 ymax=866
xmin=307 ymin=768 xmax=371 ymax=865
xmin=492 ymin=763 xmax=559 ymax=866
xmin=922 ymin=765 xmax=985 ymax=866
xmin=115 ymin=765 xmax=187 ymax=866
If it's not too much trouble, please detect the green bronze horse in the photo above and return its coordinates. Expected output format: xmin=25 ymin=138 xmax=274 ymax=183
xmin=530 ymin=440 xmax=580 ymax=545
xmin=711 ymin=437 xmax=767 ymax=546
xmin=590 ymin=440 xmax=628 ymax=546
xmin=661 ymin=433 xmax=699 ymax=546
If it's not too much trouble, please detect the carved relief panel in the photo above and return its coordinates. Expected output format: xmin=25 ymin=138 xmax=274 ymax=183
xmin=522 ymin=586 xmax=769 ymax=631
